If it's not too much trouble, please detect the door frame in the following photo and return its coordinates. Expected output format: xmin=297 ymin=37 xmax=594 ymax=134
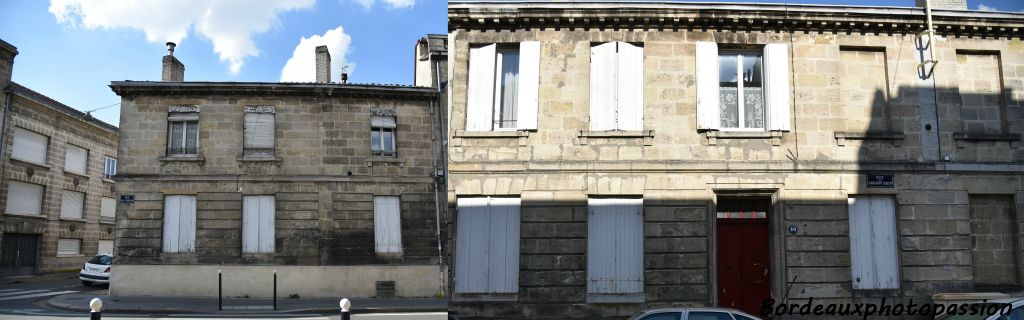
xmin=709 ymin=189 xmax=786 ymax=308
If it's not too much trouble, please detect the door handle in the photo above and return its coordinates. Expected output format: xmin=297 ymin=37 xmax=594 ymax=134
xmin=763 ymin=267 xmax=768 ymax=277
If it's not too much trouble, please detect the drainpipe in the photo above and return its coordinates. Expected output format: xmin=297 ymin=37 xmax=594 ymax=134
xmin=921 ymin=0 xmax=944 ymax=162
xmin=0 ymin=86 xmax=14 ymax=175
xmin=428 ymin=97 xmax=445 ymax=296
xmin=433 ymin=58 xmax=450 ymax=295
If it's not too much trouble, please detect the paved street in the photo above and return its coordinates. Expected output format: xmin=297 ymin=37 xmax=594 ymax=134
xmin=0 ymin=273 xmax=106 ymax=315
xmin=0 ymin=313 xmax=448 ymax=319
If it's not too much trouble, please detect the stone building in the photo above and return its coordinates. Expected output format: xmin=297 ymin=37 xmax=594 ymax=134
xmin=0 ymin=39 xmax=120 ymax=276
xmin=446 ymin=0 xmax=1024 ymax=318
xmin=109 ymin=43 xmax=447 ymax=298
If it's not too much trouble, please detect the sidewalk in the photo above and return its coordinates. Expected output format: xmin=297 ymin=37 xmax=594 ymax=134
xmin=47 ymin=293 xmax=447 ymax=314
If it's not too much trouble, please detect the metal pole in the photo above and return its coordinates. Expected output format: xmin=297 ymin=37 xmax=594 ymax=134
xmin=90 ymin=311 xmax=101 ymax=320
xmin=89 ymin=298 xmax=102 ymax=320
xmin=218 ymin=270 xmax=222 ymax=311
xmin=340 ymin=298 xmax=351 ymax=320
xmin=273 ymin=270 xmax=277 ymax=311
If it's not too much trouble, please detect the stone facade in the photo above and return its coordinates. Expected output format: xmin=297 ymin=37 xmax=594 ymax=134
xmin=0 ymin=39 xmax=120 ymax=275
xmin=109 ymin=80 xmax=446 ymax=297
xmin=446 ymin=2 xmax=1024 ymax=319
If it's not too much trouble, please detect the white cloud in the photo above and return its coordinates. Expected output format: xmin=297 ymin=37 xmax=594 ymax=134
xmin=49 ymin=0 xmax=315 ymax=74
xmin=976 ymin=4 xmax=998 ymax=11
xmin=279 ymin=26 xmax=354 ymax=83
xmin=352 ymin=0 xmax=415 ymax=9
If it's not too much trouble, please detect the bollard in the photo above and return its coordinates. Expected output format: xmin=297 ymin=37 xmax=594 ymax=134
xmin=218 ymin=270 xmax=223 ymax=311
xmin=272 ymin=270 xmax=277 ymax=311
xmin=89 ymin=298 xmax=102 ymax=320
xmin=340 ymin=298 xmax=351 ymax=320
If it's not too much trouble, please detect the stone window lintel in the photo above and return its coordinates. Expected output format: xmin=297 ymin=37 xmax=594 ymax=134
xmin=577 ymin=130 xmax=655 ymax=146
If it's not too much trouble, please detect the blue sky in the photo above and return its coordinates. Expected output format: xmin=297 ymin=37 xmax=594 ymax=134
xmin=0 ymin=0 xmax=1020 ymax=127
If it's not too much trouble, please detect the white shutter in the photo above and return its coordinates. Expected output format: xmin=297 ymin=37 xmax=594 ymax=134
xmin=97 ymin=240 xmax=114 ymax=255
xmin=764 ymin=43 xmax=792 ymax=131
xmin=64 ymin=144 xmax=88 ymax=174
xmin=588 ymin=198 xmax=644 ymax=294
xmin=243 ymin=195 xmax=275 ymax=253
xmin=12 ymin=127 xmax=48 ymax=164
xmin=590 ymin=42 xmax=618 ymax=131
xmin=244 ymin=113 xmax=275 ymax=150
xmin=455 ymin=197 xmax=490 ymax=293
xmin=60 ymin=190 xmax=85 ymax=220
xmin=848 ymin=196 xmax=899 ymax=289
xmin=370 ymin=116 xmax=397 ymax=129
xmin=466 ymin=44 xmax=497 ymax=131
xmin=374 ymin=196 xmax=403 ymax=254
xmin=163 ymin=195 xmax=196 ymax=253
xmin=57 ymin=239 xmax=81 ymax=256
xmin=695 ymin=42 xmax=720 ymax=130
xmin=488 ymin=197 xmax=520 ymax=293
xmin=6 ymin=181 xmax=44 ymax=215
xmin=101 ymin=197 xmax=116 ymax=218
xmin=616 ymin=42 xmax=644 ymax=131
xmin=516 ymin=41 xmax=540 ymax=130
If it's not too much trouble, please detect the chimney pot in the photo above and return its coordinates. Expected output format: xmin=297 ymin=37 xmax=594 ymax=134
xmin=162 ymin=43 xmax=184 ymax=81
xmin=315 ymin=45 xmax=331 ymax=83
xmin=166 ymin=42 xmax=176 ymax=56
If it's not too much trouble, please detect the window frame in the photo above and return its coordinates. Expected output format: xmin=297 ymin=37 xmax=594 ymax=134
xmin=166 ymin=119 xmax=199 ymax=156
xmin=103 ymin=157 xmax=117 ymax=179
xmin=491 ymin=46 xmax=521 ymax=131
xmin=371 ymin=126 xmax=397 ymax=157
xmin=718 ymin=50 xmax=766 ymax=131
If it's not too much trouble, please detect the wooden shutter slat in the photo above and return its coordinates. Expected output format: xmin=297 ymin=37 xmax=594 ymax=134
xmin=870 ymin=196 xmax=899 ymax=289
xmin=259 ymin=195 xmax=275 ymax=253
xmin=374 ymin=196 xmax=402 ymax=254
xmin=466 ymin=44 xmax=497 ymax=131
xmin=590 ymin=42 xmax=618 ymax=131
xmin=455 ymin=197 xmax=490 ymax=293
xmin=696 ymin=42 xmax=720 ymax=130
xmin=163 ymin=196 xmax=181 ymax=252
xmin=487 ymin=197 xmax=520 ymax=293
xmin=764 ymin=43 xmax=792 ymax=131
xmin=616 ymin=42 xmax=644 ymax=131
xmin=179 ymin=195 xmax=197 ymax=252
xmin=517 ymin=41 xmax=540 ymax=130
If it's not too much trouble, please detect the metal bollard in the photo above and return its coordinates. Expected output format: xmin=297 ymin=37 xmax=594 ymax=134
xmin=218 ymin=270 xmax=223 ymax=311
xmin=89 ymin=298 xmax=102 ymax=320
xmin=339 ymin=298 xmax=351 ymax=320
xmin=272 ymin=270 xmax=277 ymax=311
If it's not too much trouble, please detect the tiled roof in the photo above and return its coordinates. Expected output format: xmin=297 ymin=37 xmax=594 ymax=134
xmin=8 ymin=82 xmax=119 ymax=133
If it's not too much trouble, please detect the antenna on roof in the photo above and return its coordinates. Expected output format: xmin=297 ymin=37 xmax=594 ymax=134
xmin=341 ymin=65 xmax=350 ymax=84
xmin=84 ymin=102 xmax=121 ymax=117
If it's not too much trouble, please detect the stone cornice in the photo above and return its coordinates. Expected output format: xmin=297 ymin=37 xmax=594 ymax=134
xmin=447 ymin=160 xmax=1024 ymax=175
xmin=109 ymin=81 xmax=439 ymax=100
xmin=449 ymin=1 xmax=1024 ymax=38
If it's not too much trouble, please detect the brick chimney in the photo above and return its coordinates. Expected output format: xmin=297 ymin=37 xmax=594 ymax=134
xmin=315 ymin=45 xmax=331 ymax=83
xmin=162 ymin=42 xmax=184 ymax=81
xmin=916 ymin=0 xmax=967 ymax=10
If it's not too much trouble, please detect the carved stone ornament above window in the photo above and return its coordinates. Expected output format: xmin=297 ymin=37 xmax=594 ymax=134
xmin=370 ymin=108 xmax=398 ymax=116
xmin=167 ymin=105 xmax=199 ymax=113
xmin=244 ymin=105 xmax=276 ymax=113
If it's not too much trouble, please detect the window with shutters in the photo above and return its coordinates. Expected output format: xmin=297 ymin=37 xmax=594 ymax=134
xmin=5 ymin=181 xmax=45 ymax=216
xmin=103 ymin=157 xmax=116 ymax=179
xmin=243 ymin=107 xmax=275 ymax=157
xmin=589 ymin=42 xmax=644 ymax=131
xmin=64 ymin=144 xmax=88 ymax=175
xmin=163 ymin=195 xmax=197 ymax=253
xmin=167 ymin=115 xmax=199 ymax=156
xmin=97 ymin=240 xmax=113 ymax=255
xmin=57 ymin=239 xmax=82 ymax=257
xmin=11 ymin=127 xmax=49 ymax=165
xmin=587 ymin=198 xmax=644 ymax=302
xmin=454 ymin=197 xmax=520 ymax=294
xmin=373 ymin=196 xmax=402 ymax=254
xmin=696 ymin=42 xmax=790 ymax=132
xmin=465 ymin=42 xmax=539 ymax=131
xmin=242 ymin=195 xmax=275 ymax=254
xmin=847 ymin=196 xmax=899 ymax=290
xmin=100 ymin=197 xmax=116 ymax=224
xmin=60 ymin=190 xmax=85 ymax=220
xmin=371 ymin=116 xmax=397 ymax=157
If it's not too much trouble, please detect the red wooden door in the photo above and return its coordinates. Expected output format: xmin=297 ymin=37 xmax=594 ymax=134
xmin=716 ymin=218 xmax=770 ymax=316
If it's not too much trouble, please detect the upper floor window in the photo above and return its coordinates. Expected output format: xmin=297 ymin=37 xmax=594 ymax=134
xmin=465 ymin=42 xmax=539 ymax=131
xmin=103 ymin=157 xmax=116 ymax=179
xmin=11 ymin=127 xmax=49 ymax=165
xmin=243 ymin=106 xmax=275 ymax=157
xmin=590 ymin=41 xmax=644 ymax=131
xmin=167 ymin=109 xmax=198 ymax=156
xmin=696 ymin=42 xmax=790 ymax=132
xmin=64 ymin=144 xmax=88 ymax=175
xmin=371 ymin=115 xmax=397 ymax=157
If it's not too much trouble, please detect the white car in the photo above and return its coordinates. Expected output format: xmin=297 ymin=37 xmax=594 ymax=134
xmin=79 ymin=254 xmax=112 ymax=286
xmin=630 ymin=307 xmax=762 ymax=320
xmin=935 ymin=298 xmax=1024 ymax=320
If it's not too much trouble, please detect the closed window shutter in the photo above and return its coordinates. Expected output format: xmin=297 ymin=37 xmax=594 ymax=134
xmin=101 ymin=197 xmax=116 ymax=218
xmin=12 ymin=128 xmax=48 ymax=164
xmin=370 ymin=116 xmax=397 ymax=128
xmin=244 ymin=113 xmax=275 ymax=150
xmin=57 ymin=239 xmax=81 ymax=256
xmin=588 ymin=198 xmax=644 ymax=294
xmin=97 ymin=240 xmax=113 ymax=255
xmin=695 ymin=42 xmax=720 ymax=130
xmin=487 ymin=197 xmax=520 ymax=293
xmin=6 ymin=181 xmax=44 ymax=215
xmin=616 ymin=42 xmax=644 ymax=131
xmin=764 ymin=43 xmax=791 ymax=131
xmin=243 ymin=195 xmax=275 ymax=253
xmin=516 ymin=41 xmax=541 ymax=130
xmin=60 ymin=190 xmax=85 ymax=220
xmin=454 ymin=197 xmax=490 ymax=293
xmin=848 ymin=196 xmax=899 ymax=289
xmin=64 ymin=145 xmax=88 ymax=174
xmin=466 ymin=44 xmax=497 ymax=131
xmin=163 ymin=195 xmax=196 ymax=253
xmin=590 ymin=42 xmax=618 ymax=131
xmin=374 ymin=196 xmax=403 ymax=254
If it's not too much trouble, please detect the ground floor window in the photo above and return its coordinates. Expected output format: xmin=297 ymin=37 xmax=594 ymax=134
xmin=847 ymin=195 xmax=899 ymax=289
xmin=454 ymin=197 xmax=520 ymax=293
xmin=587 ymin=198 xmax=644 ymax=300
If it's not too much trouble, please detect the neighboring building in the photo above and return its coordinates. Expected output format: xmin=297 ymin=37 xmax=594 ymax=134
xmin=446 ymin=0 xmax=1023 ymax=319
xmin=109 ymin=43 xmax=446 ymax=298
xmin=0 ymin=39 xmax=120 ymax=276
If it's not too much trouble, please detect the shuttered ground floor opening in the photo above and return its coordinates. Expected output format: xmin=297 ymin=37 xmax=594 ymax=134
xmin=0 ymin=233 xmax=39 ymax=276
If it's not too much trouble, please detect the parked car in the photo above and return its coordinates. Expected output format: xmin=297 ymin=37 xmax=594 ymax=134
xmin=630 ymin=308 xmax=762 ymax=320
xmin=79 ymin=254 xmax=112 ymax=286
